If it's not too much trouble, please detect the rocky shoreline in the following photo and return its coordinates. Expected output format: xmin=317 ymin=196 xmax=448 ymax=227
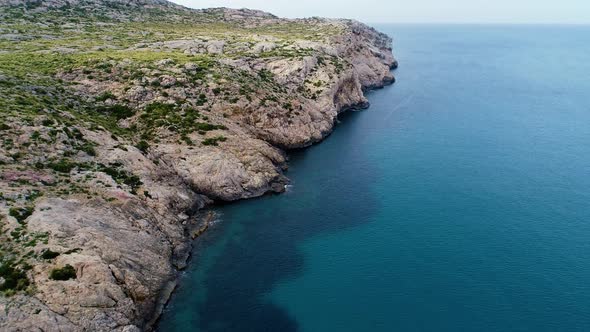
xmin=0 ymin=1 xmax=396 ymax=330
xmin=153 ymin=68 xmax=397 ymax=330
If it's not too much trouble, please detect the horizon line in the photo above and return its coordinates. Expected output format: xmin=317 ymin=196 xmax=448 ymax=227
xmin=362 ymin=21 xmax=590 ymax=26
xmin=171 ymin=3 xmax=590 ymax=26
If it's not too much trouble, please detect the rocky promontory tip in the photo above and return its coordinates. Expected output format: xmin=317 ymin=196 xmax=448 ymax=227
xmin=0 ymin=0 xmax=395 ymax=330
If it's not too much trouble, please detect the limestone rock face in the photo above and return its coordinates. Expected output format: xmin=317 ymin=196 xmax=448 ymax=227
xmin=0 ymin=2 xmax=396 ymax=331
xmin=239 ymin=21 xmax=396 ymax=149
xmin=155 ymin=135 xmax=287 ymax=201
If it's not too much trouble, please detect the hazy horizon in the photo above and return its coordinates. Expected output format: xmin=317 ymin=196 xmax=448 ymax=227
xmin=170 ymin=0 xmax=590 ymax=24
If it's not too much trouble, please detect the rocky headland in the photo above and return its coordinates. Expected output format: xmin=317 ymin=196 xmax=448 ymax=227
xmin=0 ymin=0 xmax=396 ymax=330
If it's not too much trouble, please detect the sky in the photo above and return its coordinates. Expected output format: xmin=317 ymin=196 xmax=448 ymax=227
xmin=171 ymin=0 xmax=590 ymax=24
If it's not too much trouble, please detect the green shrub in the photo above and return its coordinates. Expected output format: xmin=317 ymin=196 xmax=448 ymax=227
xmin=0 ymin=263 xmax=29 ymax=292
xmin=196 ymin=94 xmax=208 ymax=106
xmin=258 ymin=69 xmax=273 ymax=81
xmin=63 ymin=248 xmax=82 ymax=255
xmin=124 ymin=175 xmax=142 ymax=194
xmin=181 ymin=134 xmax=193 ymax=145
xmin=49 ymin=264 xmax=76 ymax=281
xmin=48 ymin=159 xmax=77 ymax=173
xmin=41 ymin=119 xmax=54 ymax=126
xmin=140 ymin=103 xmax=227 ymax=136
xmin=97 ymin=104 xmax=134 ymax=120
xmin=9 ymin=206 xmax=34 ymax=223
xmin=70 ymin=128 xmax=84 ymax=140
xmin=202 ymin=135 xmax=227 ymax=146
xmin=194 ymin=122 xmax=226 ymax=131
xmin=135 ymin=140 xmax=149 ymax=153
xmin=145 ymin=102 xmax=174 ymax=113
xmin=98 ymin=164 xmax=143 ymax=193
xmin=41 ymin=249 xmax=60 ymax=260
xmin=80 ymin=143 xmax=97 ymax=156
xmin=96 ymin=91 xmax=116 ymax=102
xmin=25 ymin=190 xmax=42 ymax=201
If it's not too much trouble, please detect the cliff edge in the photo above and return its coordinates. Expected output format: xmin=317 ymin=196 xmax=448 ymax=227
xmin=0 ymin=1 xmax=396 ymax=330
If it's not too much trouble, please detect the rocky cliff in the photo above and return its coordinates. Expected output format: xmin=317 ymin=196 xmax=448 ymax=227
xmin=0 ymin=1 xmax=396 ymax=330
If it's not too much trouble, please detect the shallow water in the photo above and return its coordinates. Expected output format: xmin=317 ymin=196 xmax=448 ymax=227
xmin=158 ymin=25 xmax=590 ymax=331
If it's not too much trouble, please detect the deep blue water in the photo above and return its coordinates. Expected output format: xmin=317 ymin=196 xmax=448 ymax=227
xmin=158 ymin=25 xmax=590 ymax=331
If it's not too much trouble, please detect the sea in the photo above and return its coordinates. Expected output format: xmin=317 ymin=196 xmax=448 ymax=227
xmin=158 ymin=25 xmax=590 ymax=331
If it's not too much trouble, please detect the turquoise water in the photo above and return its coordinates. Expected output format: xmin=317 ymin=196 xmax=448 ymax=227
xmin=158 ymin=25 xmax=590 ymax=331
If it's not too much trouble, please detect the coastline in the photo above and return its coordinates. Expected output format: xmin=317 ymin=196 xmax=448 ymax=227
xmin=152 ymin=68 xmax=397 ymax=330
xmin=0 ymin=4 xmax=397 ymax=330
